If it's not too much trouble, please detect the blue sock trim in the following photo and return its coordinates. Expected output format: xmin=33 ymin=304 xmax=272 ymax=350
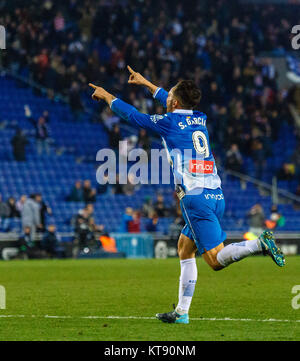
xmin=183 ymin=283 xmax=196 ymax=297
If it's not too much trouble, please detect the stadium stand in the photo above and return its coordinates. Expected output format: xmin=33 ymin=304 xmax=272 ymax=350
xmin=0 ymin=73 xmax=299 ymax=239
xmin=0 ymin=0 xmax=299 ymax=249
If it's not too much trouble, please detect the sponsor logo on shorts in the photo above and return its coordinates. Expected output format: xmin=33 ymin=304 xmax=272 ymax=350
xmin=204 ymin=193 xmax=224 ymax=200
xmin=189 ymin=160 xmax=213 ymax=174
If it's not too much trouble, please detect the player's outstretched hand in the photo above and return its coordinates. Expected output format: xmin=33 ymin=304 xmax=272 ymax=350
xmin=127 ymin=65 xmax=148 ymax=86
xmin=89 ymin=83 xmax=107 ymax=101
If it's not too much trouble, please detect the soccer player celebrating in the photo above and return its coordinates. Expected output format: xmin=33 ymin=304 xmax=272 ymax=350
xmin=89 ymin=66 xmax=285 ymax=324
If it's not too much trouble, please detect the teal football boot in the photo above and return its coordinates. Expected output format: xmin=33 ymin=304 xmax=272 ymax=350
xmin=156 ymin=305 xmax=189 ymax=324
xmin=259 ymin=230 xmax=286 ymax=267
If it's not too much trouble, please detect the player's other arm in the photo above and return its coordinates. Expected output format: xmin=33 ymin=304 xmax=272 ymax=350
xmin=127 ymin=65 xmax=168 ymax=108
xmin=88 ymin=83 xmax=167 ymax=134
xmin=89 ymin=83 xmax=116 ymax=104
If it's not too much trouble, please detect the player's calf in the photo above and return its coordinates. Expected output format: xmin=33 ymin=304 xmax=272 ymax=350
xmin=213 ymin=231 xmax=285 ymax=268
xmin=215 ymin=238 xmax=262 ymax=267
xmin=202 ymin=243 xmax=225 ymax=271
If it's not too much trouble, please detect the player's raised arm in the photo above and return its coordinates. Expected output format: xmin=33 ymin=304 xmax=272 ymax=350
xmin=88 ymin=82 xmax=169 ymax=136
xmin=127 ymin=65 xmax=168 ymax=108
xmin=127 ymin=65 xmax=158 ymax=94
xmin=88 ymin=83 xmax=116 ymax=104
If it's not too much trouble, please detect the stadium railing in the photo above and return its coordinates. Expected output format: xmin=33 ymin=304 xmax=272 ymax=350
xmin=224 ymin=169 xmax=300 ymax=206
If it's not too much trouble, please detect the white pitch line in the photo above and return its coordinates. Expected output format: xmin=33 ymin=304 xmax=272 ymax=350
xmin=0 ymin=315 xmax=300 ymax=323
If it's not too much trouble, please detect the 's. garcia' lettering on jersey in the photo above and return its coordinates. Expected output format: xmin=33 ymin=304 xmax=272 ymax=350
xmin=178 ymin=116 xmax=206 ymax=130
xmin=189 ymin=160 xmax=214 ymax=174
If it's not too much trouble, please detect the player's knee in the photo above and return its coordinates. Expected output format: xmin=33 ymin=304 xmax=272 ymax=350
xmin=177 ymin=237 xmax=196 ymax=260
xmin=177 ymin=244 xmax=191 ymax=259
xmin=206 ymin=253 xmax=224 ymax=271
xmin=209 ymin=262 xmax=223 ymax=271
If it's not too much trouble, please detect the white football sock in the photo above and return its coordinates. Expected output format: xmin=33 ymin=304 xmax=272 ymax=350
xmin=176 ymin=258 xmax=197 ymax=315
xmin=217 ymin=239 xmax=262 ymax=267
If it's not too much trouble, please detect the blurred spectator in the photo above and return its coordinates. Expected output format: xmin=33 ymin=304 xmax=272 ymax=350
xmin=225 ymin=144 xmax=244 ymax=173
xmin=73 ymin=207 xmax=96 ymax=256
xmin=83 ymin=180 xmax=96 ymax=203
xmin=84 ymin=203 xmax=103 ymax=232
xmin=138 ymin=129 xmax=151 ymax=156
xmin=17 ymin=226 xmax=34 ymax=259
xmin=41 ymin=224 xmax=65 ymax=258
xmin=25 ymin=105 xmax=50 ymax=155
xmin=265 ymin=205 xmax=285 ymax=230
xmin=67 ymin=181 xmax=84 ymax=202
xmin=247 ymin=204 xmax=265 ymax=236
xmin=154 ymin=194 xmax=169 ymax=217
xmin=101 ymin=107 xmax=120 ymax=131
xmin=169 ymin=210 xmax=185 ymax=241
xmin=128 ymin=210 xmax=141 ymax=233
xmin=16 ymin=195 xmax=27 ymax=213
xmin=291 ymin=143 xmax=300 ymax=178
xmin=6 ymin=197 xmax=20 ymax=218
xmin=109 ymin=124 xmax=122 ymax=151
xmin=119 ymin=135 xmax=138 ymax=163
xmin=99 ymin=233 xmax=118 ymax=253
xmin=5 ymin=196 xmax=20 ymax=232
xmin=0 ymin=195 xmax=10 ymax=231
xmin=11 ymin=128 xmax=29 ymax=161
xmin=277 ymin=163 xmax=295 ymax=181
xmin=21 ymin=194 xmax=42 ymax=240
xmin=112 ymin=174 xmax=125 ymax=195
xmin=54 ymin=11 xmax=65 ymax=32
xmin=142 ymin=196 xmax=154 ymax=217
xmin=294 ymin=184 xmax=300 ymax=210
xmin=122 ymin=173 xmax=137 ymax=196
xmin=69 ymin=81 xmax=84 ymax=120
xmin=38 ymin=195 xmax=52 ymax=232
xmin=145 ymin=211 xmax=159 ymax=232
xmin=17 ymin=226 xmax=45 ymax=259
xmin=119 ymin=207 xmax=133 ymax=232
xmin=97 ymin=173 xmax=109 ymax=194
xmin=251 ymin=139 xmax=266 ymax=180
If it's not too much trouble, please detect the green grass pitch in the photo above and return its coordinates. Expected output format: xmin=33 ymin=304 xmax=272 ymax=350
xmin=0 ymin=256 xmax=299 ymax=341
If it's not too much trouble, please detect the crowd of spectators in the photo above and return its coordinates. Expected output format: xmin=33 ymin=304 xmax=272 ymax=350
xmin=10 ymin=105 xmax=52 ymax=160
xmin=118 ymin=192 xmax=181 ymax=237
xmin=71 ymin=202 xmax=107 ymax=256
xmin=1 ymin=0 xmax=299 ymax=180
xmin=0 ymin=192 xmax=63 ymax=259
xmin=67 ymin=179 xmax=97 ymax=203
xmin=0 ymin=193 xmax=53 ymax=234
xmin=246 ymin=203 xmax=285 ymax=237
xmin=2 ymin=0 xmax=300 ymax=259
xmin=16 ymin=223 xmax=64 ymax=259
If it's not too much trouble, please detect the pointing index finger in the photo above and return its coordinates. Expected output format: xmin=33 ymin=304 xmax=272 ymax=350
xmin=127 ymin=65 xmax=135 ymax=74
xmin=89 ymin=83 xmax=98 ymax=89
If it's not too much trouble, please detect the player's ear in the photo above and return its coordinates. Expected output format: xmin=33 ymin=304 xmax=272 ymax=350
xmin=173 ymin=98 xmax=179 ymax=108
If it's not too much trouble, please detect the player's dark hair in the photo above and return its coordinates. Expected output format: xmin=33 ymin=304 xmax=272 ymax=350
xmin=173 ymin=80 xmax=202 ymax=109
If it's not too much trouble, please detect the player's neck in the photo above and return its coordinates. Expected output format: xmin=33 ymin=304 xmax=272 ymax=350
xmin=172 ymin=106 xmax=194 ymax=114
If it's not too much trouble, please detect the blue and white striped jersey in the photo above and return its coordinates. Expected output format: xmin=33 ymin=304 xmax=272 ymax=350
xmin=111 ymin=87 xmax=221 ymax=192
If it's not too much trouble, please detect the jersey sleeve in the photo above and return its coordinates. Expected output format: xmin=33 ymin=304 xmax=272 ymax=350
xmin=110 ymin=98 xmax=169 ymax=136
xmin=153 ymin=87 xmax=168 ymax=108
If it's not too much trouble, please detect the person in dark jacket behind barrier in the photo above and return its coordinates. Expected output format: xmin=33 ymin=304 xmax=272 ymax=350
xmin=11 ymin=128 xmax=29 ymax=161
xmin=17 ymin=226 xmax=45 ymax=259
xmin=41 ymin=224 xmax=65 ymax=258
